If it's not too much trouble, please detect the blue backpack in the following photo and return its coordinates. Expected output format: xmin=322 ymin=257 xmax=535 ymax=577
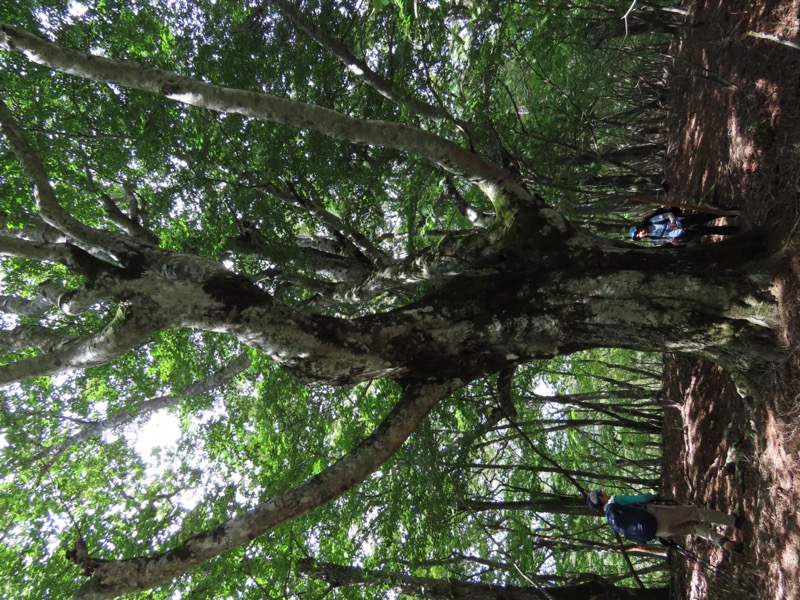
xmin=605 ymin=502 xmax=658 ymax=543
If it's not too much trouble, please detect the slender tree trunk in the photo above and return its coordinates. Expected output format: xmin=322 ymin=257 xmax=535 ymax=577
xmin=459 ymin=464 xmax=658 ymax=487
xmin=297 ymin=560 xmax=669 ymax=600
xmin=463 ymin=496 xmax=595 ymax=516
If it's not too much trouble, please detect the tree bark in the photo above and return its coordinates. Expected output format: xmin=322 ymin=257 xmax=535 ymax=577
xmin=460 ymin=463 xmax=658 ymax=487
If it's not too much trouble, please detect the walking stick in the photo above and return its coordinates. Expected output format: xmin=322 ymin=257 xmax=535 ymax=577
xmin=659 ymin=538 xmax=738 ymax=586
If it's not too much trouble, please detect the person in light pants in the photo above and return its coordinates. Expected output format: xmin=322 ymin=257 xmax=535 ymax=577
xmin=587 ymin=490 xmax=744 ymax=551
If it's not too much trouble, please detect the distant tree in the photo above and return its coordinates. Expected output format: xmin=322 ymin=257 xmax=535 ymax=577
xmin=297 ymin=559 xmax=669 ymax=600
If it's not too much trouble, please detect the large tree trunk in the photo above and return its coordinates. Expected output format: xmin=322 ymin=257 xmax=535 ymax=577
xmin=0 ymin=22 xmax=781 ymax=388
xmin=338 ymin=232 xmax=780 ymax=387
xmin=0 ymin=231 xmax=778 ymax=392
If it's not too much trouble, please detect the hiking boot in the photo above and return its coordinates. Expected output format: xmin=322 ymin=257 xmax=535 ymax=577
xmin=722 ymin=538 xmax=744 ymax=553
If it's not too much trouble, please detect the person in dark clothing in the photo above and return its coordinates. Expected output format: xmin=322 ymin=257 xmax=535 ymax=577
xmin=629 ymin=207 xmax=739 ymax=244
xmin=587 ymin=489 xmax=744 ymax=551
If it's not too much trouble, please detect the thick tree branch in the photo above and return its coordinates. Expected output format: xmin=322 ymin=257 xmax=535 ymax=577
xmin=0 ymin=280 xmax=67 ymax=317
xmin=0 ymin=23 xmax=542 ymax=215
xmin=0 ymin=323 xmax=77 ymax=354
xmin=0 ymin=95 xmax=134 ymax=260
xmin=0 ymin=210 xmax=68 ymax=244
xmin=0 ymin=235 xmax=78 ymax=262
xmin=0 ymin=302 xmax=167 ymax=387
xmin=71 ymin=378 xmax=458 ymax=599
xmin=0 ymin=294 xmax=52 ymax=318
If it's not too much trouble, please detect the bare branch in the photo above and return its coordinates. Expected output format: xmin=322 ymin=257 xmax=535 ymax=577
xmin=0 ymin=323 xmax=77 ymax=354
xmin=247 ymin=185 xmax=387 ymax=272
xmin=445 ymin=177 xmax=494 ymax=228
xmin=495 ymin=366 xmax=518 ymax=419
xmin=0 ymin=235 xmax=78 ymax=263
xmin=1 ymin=211 xmax=71 ymax=245
xmin=99 ymin=193 xmax=159 ymax=245
xmin=283 ymin=179 xmax=391 ymax=268
xmin=747 ymin=30 xmax=800 ymax=50
xmin=0 ymin=281 xmax=66 ymax=317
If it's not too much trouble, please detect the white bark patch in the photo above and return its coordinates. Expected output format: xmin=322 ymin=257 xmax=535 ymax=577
xmin=347 ymin=63 xmax=364 ymax=75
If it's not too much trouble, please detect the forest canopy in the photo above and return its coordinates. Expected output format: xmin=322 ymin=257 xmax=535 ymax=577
xmin=0 ymin=1 xmax=772 ymax=598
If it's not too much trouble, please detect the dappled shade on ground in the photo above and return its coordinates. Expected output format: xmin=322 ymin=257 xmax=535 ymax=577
xmin=660 ymin=0 xmax=800 ymax=598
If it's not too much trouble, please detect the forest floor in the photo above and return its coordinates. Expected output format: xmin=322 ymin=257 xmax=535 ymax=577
xmin=661 ymin=0 xmax=800 ymax=598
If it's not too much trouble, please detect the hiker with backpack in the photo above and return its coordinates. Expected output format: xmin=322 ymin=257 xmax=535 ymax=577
xmin=586 ymin=489 xmax=744 ymax=552
xmin=628 ymin=206 xmax=739 ymax=244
